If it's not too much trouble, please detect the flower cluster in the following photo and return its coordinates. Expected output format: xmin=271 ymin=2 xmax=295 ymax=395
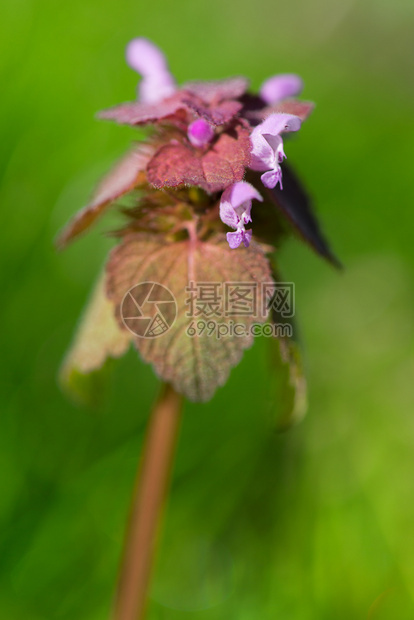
xmin=57 ymin=37 xmax=316 ymax=252
xmin=124 ymin=39 xmax=305 ymax=249
xmin=59 ymin=38 xmax=338 ymax=405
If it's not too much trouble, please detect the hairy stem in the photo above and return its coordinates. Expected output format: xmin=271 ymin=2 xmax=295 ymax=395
xmin=112 ymin=383 xmax=183 ymax=620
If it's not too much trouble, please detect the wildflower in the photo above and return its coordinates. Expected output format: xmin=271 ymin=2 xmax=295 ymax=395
xmin=126 ymin=37 xmax=176 ymax=103
xmin=259 ymin=74 xmax=303 ymax=105
xmin=187 ymin=118 xmax=215 ymax=148
xmin=250 ymin=113 xmax=302 ymax=189
xmin=59 ymin=36 xmax=338 ymax=405
xmin=219 ymin=181 xmax=263 ymax=249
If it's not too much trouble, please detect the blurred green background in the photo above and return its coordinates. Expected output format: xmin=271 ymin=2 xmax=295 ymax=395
xmin=1 ymin=0 xmax=414 ymax=618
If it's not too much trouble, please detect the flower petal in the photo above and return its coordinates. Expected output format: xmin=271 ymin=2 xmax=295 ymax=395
xmin=187 ymin=119 xmax=215 ymax=147
xmin=262 ymin=133 xmax=285 ymax=161
xmin=250 ymin=113 xmax=301 ymax=186
xmin=242 ymin=229 xmax=253 ymax=247
xmin=220 ymin=182 xmax=263 ymax=242
xmin=249 ymin=133 xmax=275 ymax=171
xmin=126 ymin=38 xmax=171 ymax=76
xmin=226 ymin=231 xmax=244 ymax=249
xmin=219 ymin=199 xmax=240 ymax=229
xmin=255 ymin=112 xmax=302 ymax=137
xmin=139 ymin=73 xmax=176 ymax=104
xmin=261 ymin=167 xmax=283 ymax=189
xmin=126 ymin=38 xmax=175 ymax=103
xmin=260 ymin=74 xmax=303 ymax=105
xmin=221 ymin=181 xmax=263 ymax=211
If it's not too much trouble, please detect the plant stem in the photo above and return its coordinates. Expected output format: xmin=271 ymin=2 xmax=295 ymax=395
xmin=112 ymin=383 xmax=183 ymax=620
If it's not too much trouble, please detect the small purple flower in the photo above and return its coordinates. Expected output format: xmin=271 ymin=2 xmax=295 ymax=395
xmin=260 ymin=74 xmax=303 ymax=105
xmin=126 ymin=38 xmax=176 ymax=104
xmin=250 ymin=113 xmax=301 ymax=189
xmin=220 ymin=181 xmax=263 ymax=249
xmin=187 ymin=119 xmax=215 ymax=148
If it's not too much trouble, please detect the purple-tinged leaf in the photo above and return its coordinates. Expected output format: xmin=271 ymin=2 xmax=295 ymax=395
xmin=97 ymin=92 xmax=187 ymax=125
xmin=183 ymin=77 xmax=249 ymax=103
xmin=147 ymin=123 xmax=251 ymax=193
xmin=201 ymin=123 xmax=251 ymax=192
xmin=146 ymin=143 xmax=205 ymax=189
xmin=56 ymin=145 xmax=154 ymax=249
xmin=246 ymin=100 xmax=315 ymax=124
xmin=98 ymin=80 xmax=248 ymax=127
xmin=106 ymin=233 xmax=273 ymax=401
xmin=182 ymin=98 xmax=243 ymax=126
xmin=272 ymin=100 xmax=315 ymax=122
xmin=264 ymin=163 xmax=341 ymax=267
xmin=60 ymin=272 xmax=131 ymax=406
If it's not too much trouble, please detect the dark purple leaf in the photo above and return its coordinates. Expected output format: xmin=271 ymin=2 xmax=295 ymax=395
xmin=265 ymin=163 xmax=342 ymax=267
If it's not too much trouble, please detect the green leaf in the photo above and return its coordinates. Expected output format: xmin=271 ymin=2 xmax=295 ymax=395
xmin=106 ymin=233 xmax=273 ymax=402
xmin=266 ymin=258 xmax=307 ymax=429
xmin=268 ymin=332 xmax=307 ymax=431
xmin=60 ymin=272 xmax=131 ymax=407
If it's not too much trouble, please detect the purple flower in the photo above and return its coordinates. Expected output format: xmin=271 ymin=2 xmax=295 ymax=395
xmin=219 ymin=181 xmax=263 ymax=249
xmin=126 ymin=38 xmax=176 ymax=104
xmin=249 ymin=113 xmax=301 ymax=189
xmin=260 ymin=74 xmax=303 ymax=105
xmin=187 ymin=118 xmax=215 ymax=148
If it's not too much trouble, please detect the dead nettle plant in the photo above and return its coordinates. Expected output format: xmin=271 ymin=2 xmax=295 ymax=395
xmin=58 ymin=38 xmax=339 ymax=620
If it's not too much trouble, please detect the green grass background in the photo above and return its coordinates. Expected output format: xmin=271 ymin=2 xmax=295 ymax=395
xmin=1 ymin=0 xmax=414 ymax=617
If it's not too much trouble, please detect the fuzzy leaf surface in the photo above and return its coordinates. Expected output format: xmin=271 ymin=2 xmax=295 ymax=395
xmin=146 ymin=143 xmax=205 ymax=189
xmin=183 ymin=78 xmax=249 ymax=103
xmin=147 ymin=123 xmax=251 ymax=193
xmin=97 ymin=93 xmax=187 ymax=126
xmin=201 ymin=123 xmax=251 ymax=192
xmin=106 ymin=233 xmax=273 ymax=401
xmin=246 ymin=100 xmax=314 ymax=124
xmin=182 ymin=98 xmax=243 ymax=126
